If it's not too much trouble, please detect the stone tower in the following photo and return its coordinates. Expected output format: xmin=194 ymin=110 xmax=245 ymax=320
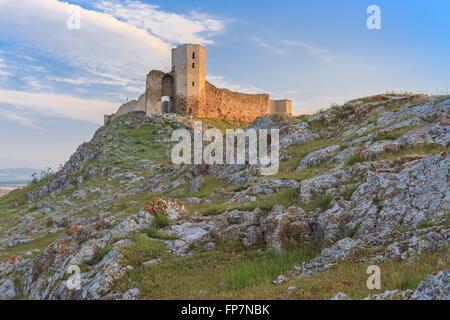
xmin=171 ymin=44 xmax=206 ymax=116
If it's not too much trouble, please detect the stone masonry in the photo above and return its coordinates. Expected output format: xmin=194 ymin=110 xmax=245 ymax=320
xmin=105 ymin=44 xmax=292 ymax=124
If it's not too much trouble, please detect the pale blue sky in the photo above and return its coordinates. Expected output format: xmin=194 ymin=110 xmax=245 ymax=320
xmin=0 ymin=0 xmax=449 ymax=169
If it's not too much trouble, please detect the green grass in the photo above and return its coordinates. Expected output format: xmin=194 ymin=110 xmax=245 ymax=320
xmin=170 ymin=176 xmax=228 ymax=200
xmin=342 ymin=184 xmax=360 ymax=201
xmin=143 ymin=214 xmax=178 ymax=240
xmin=85 ymin=245 xmax=112 ymax=266
xmin=86 ymin=120 xmax=173 ymax=169
xmin=187 ymin=187 xmax=300 ymax=216
xmin=113 ymin=234 xmax=449 ymax=300
xmin=113 ymin=234 xmax=318 ymax=299
xmin=185 ymin=198 xmax=231 ymax=216
xmin=301 ymin=193 xmax=334 ymax=212
xmin=278 ymin=248 xmax=449 ymax=300
xmin=347 ymin=221 xmax=362 ymax=238
xmin=0 ymin=232 xmax=63 ymax=260
xmin=145 ymin=226 xmax=179 ymax=240
xmin=153 ymin=214 xmax=170 ymax=228
xmin=415 ymin=221 xmax=435 ymax=230
xmin=221 ymin=247 xmax=319 ymax=291
xmin=344 ymin=153 xmax=363 ymax=167
xmin=372 ymin=126 xmax=418 ymax=142
xmin=272 ymin=138 xmax=340 ymax=181
xmin=373 ymin=144 xmax=448 ymax=161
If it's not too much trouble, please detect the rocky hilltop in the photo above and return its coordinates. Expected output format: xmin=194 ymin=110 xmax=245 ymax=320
xmin=0 ymin=93 xmax=448 ymax=300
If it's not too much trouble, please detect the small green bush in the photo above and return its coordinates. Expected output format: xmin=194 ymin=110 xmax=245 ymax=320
xmin=153 ymin=214 xmax=170 ymax=228
xmin=146 ymin=226 xmax=179 ymax=240
xmin=347 ymin=221 xmax=362 ymax=238
xmin=85 ymin=245 xmax=112 ymax=266
xmin=342 ymin=185 xmax=359 ymax=200
xmin=415 ymin=221 xmax=435 ymax=230
xmin=302 ymin=193 xmax=334 ymax=212
xmin=344 ymin=153 xmax=363 ymax=167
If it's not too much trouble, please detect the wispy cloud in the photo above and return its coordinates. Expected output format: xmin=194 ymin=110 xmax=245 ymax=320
xmin=94 ymin=0 xmax=225 ymax=45
xmin=250 ymin=37 xmax=287 ymax=56
xmin=0 ymin=88 xmax=116 ymax=124
xmin=1 ymin=109 xmax=42 ymax=129
xmin=281 ymin=40 xmax=336 ymax=62
xmin=0 ymin=56 xmax=10 ymax=76
xmin=21 ymin=76 xmax=53 ymax=91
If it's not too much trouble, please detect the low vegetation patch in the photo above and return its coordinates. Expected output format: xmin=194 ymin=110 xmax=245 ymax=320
xmin=221 ymin=247 xmax=319 ymax=291
xmin=212 ymin=248 xmax=449 ymax=300
xmin=187 ymin=188 xmax=299 ymax=216
xmin=341 ymin=184 xmax=360 ymax=200
xmin=145 ymin=226 xmax=179 ymax=240
xmin=153 ymin=214 xmax=170 ymax=228
xmin=344 ymin=153 xmax=363 ymax=167
xmin=372 ymin=126 xmax=418 ymax=142
xmin=301 ymin=193 xmax=334 ymax=212
xmin=85 ymin=245 xmax=112 ymax=266
xmin=113 ymin=234 xmax=318 ymax=299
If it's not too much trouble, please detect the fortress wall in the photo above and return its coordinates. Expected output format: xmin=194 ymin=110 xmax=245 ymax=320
xmin=270 ymin=99 xmax=292 ymax=114
xmin=203 ymin=81 xmax=270 ymax=122
xmin=105 ymin=93 xmax=146 ymax=124
xmin=115 ymin=93 xmax=146 ymax=116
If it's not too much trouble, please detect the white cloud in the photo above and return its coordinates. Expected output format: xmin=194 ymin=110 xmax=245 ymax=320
xmin=21 ymin=76 xmax=53 ymax=91
xmin=0 ymin=88 xmax=116 ymax=124
xmin=0 ymin=0 xmax=170 ymax=84
xmin=250 ymin=37 xmax=287 ymax=56
xmin=47 ymin=74 xmax=143 ymax=93
xmin=0 ymin=56 xmax=10 ymax=76
xmin=94 ymin=0 xmax=225 ymax=45
xmin=1 ymin=109 xmax=42 ymax=129
xmin=281 ymin=40 xmax=336 ymax=62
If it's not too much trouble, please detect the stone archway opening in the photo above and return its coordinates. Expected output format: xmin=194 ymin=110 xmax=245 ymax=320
xmin=161 ymin=74 xmax=175 ymax=114
xmin=161 ymin=96 xmax=172 ymax=113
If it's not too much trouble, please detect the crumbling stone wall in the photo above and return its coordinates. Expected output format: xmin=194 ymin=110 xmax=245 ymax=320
xmin=202 ymin=81 xmax=270 ymax=122
xmin=270 ymin=100 xmax=292 ymax=114
xmin=104 ymin=93 xmax=145 ymax=124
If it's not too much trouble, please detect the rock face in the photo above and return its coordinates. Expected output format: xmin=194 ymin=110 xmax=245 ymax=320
xmin=144 ymin=198 xmax=189 ymax=222
xmin=317 ymin=153 xmax=449 ymax=245
xmin=410 ymin=269 xmax=449 ymax=300
xmin=262 ymin=206 xmax=317 ymax=253
xmin=331 ymin=269 xmax=449 ymax=300
xmin=0 ymin=94 xmax=449 ymax=300
xmin=296 ymin=145 xmax=341 ymax=171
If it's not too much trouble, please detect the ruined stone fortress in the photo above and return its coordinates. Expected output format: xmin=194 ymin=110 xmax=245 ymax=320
xmin=105 ymin=44 xmax=292 ymax=124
